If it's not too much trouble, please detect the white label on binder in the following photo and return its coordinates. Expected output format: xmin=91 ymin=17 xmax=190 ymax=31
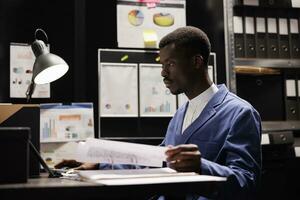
xmin=279 ymin=18 xmax=288 ymax=35
xmin=267 ymin=18 xmax=277 ymax=33
xmin=286 ymin=80 xmax=296 ymax=97
xmin=290 ymin=19 xmax=299 ymax=34
xmin=245 ymin=17 xmax=255 ymax=34
xmin=256 ymin=17 xmax=266 ymax=33
xmin=295 ymin=147 xmax=300 ymax=157
xmin=291 ymin=0 xmax=300 ymax=8
xmin=243 ymin=0 xmax=259 ymax=6
xmin=233 ymin=16 xmax=243 ymax=33
xmin=298 ymin=80 xmax=300 ymax=97
xmin=261 ymin=134 xmax=270 ymax=145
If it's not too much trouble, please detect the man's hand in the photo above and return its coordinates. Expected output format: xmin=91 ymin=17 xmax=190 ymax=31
xmin=54 ymin=159 xmax=99 ymax=170
xmin=165 ymin=144 xmax=201 ymax=174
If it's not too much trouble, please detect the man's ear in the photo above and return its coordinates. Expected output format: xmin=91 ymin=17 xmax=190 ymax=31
xmin=193 ymin=55 xmax=204 ymax=69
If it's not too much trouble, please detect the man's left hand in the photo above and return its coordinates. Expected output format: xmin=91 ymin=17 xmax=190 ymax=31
xmin=165 ymin=144 xmax=201 ymax=174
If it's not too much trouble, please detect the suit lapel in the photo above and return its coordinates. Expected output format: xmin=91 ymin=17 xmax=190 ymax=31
xmin=177 ymin=84 xmax=229 ymax=144
xmin=174 ymin=102 xmax=188 ymax=145
xmin=179 ymin=106 xmax=216 ymax=144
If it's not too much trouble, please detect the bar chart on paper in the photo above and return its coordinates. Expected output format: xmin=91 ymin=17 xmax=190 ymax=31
xmin=139 ymin=63 xmax=176 ymax=117
xmin=40 ymin=103 xmax=94 ymax=142
xmin=144 ymin=101 xmax=171 ymax=113
xmin=41 ymin=118 xmax=56 ymax=140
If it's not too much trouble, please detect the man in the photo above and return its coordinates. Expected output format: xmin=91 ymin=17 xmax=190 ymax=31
xmin=56 ymin=26 xmax=261 ymax=200
xmin=159 ymin=26 xmax=261 ymax=199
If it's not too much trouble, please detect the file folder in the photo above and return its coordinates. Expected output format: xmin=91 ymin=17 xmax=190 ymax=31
xmin=289 ymin=18 xmax=300 ymax=58
xmin=256 ymin=17 xmax=268 ymax=58
xmin=233 ymin=15 xmax=245 ymax=58
xmin=245 ymin=16 xmax=256 ymax=58
xmin=278 ymin=18 xmax=290 ymax=58
xmin=285 ymin=79 xmax=299 ymax=120
xmin=267 ymin=17 xmax=279 ymax=58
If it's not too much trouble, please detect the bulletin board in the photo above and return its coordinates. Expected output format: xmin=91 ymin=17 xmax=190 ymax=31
xmin=98 ymin=49 xmax=217 ymax=138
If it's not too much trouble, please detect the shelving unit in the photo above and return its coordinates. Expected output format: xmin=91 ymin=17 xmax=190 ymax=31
xmin=223 ymin=0 xmax=300 ymax=120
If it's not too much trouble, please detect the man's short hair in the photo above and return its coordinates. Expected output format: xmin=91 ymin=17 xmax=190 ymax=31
xmin=159 ymin=26 xmax=211 ymax=66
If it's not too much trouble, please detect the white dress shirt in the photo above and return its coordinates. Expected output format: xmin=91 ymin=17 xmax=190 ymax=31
xmin=181 ymin=84 xmax=219 ymax=134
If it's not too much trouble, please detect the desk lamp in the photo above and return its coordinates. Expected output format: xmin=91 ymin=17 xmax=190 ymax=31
xmin=25 ymin=29 xmax=69 ymax=178
xmin=26 ymin=28 xmax=69 ymax=102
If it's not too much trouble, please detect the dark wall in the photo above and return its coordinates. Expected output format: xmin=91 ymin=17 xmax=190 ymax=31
xmin=0 ymin=0 xmax=75 ymax=104
xmin=0 ymin=0 xmax=226 ymax=138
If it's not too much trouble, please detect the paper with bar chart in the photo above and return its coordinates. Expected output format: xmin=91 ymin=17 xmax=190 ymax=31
xmin=99 ymin=63 xmax=138 ymax=117
xmin=139 ymin=63 xmax=176 ymax=117
xmin=40 ymin=103 xmax=94 ymax=143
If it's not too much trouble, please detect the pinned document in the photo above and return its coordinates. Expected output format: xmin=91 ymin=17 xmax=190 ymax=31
xmin=143 ymin=29 xmax=158 ymax=48
xmin=40 ymin=103 xmax=94 ymax=142
xmin=291 ymin=0 xmax=300 ymax=8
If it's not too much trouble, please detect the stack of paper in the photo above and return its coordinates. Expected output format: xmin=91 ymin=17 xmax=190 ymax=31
xmin=78 ymin=168 xmax=226 ymax=186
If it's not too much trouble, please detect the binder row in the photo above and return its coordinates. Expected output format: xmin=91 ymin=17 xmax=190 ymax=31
xmin=233 ymin=7 xmax=300 ymax=59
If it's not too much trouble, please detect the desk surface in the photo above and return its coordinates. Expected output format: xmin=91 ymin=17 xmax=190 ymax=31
xmin=0 ymin=174 xmax=226 ymax=200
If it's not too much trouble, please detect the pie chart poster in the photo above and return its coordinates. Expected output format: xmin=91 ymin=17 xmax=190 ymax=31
xmin=117 ymin=0 xmax=186 ymax=48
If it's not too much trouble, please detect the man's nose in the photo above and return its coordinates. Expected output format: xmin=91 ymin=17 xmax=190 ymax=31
xmin=161 ymin=67 xmax=168 ymax=77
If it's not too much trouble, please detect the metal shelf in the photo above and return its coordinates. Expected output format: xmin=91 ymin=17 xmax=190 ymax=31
xmin=223 ymin=0 xmax=300 ymax=93
xmin=262 ymin=121 xmax=300 ymax=133
xmin=235 ymin=58 xmax=300 ymax=68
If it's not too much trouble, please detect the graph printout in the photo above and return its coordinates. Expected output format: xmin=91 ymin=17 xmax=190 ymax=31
xmin=10 ymin=43 xmax=50 ymax=98
xmin=139 ymin=63 xmax=176 ymax=117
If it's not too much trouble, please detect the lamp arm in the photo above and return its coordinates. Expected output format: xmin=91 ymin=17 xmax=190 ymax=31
xmin=26 ymin=79 xmax=36 ymax=102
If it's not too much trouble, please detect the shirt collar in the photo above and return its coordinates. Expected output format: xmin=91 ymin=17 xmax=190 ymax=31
xmin=188 ymin=83 xmax=219 ymax=107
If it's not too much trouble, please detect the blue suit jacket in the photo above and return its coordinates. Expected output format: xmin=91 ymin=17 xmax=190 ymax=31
xmin=161 ymin=84 xmax=262 ymax=200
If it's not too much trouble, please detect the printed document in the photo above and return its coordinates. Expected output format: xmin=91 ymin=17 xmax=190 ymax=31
xmin=75 ymin=138 xmax=168 ymax=167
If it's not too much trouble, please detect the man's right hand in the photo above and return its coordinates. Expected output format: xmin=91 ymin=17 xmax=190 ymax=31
xmin=54 ymin=159 xmax=99 ymax=170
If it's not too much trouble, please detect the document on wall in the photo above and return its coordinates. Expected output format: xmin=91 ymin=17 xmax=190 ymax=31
xmin=10 ymin=43 xmax=50 ymax=98
xmin=139 ymin=63 xmax=176 ymax=117
xmin=99 ymin=63 xmax=138 ymax=117
xmin=117 ymin=0 xmax=186 ymax=48
xmin=40 ymin=103 xmax=94 ymax=143
xmin=75 ymin=138 xmax=168 ymax=167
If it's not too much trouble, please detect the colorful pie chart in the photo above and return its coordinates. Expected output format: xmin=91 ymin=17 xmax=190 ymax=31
xmin=128 ymin=10 xmax=144 ymax=26
xmin=153 ymin=13 xmax=174 ymax=27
